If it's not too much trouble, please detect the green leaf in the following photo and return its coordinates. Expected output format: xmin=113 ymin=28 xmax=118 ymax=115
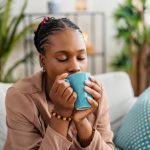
xmin=1 ymin=0 xmax=11 ymax=37
xmin=6 ymin=0 xmax=27 ymax=51
xmin=3 ymin=51 xmax=34 ymax=82
xmin=0 ymin=0 xmax=38 ymax=82
xmin=110 ymin=50 xmax=131 ymax=72
xmin=3 ymin=23 xmax=34 ymax=61
xmin=111 ymin=0 xmax=150 ymax=75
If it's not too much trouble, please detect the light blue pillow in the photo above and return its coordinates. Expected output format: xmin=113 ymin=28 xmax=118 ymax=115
xmin=114 ymin=87 xmax=150 ymax=150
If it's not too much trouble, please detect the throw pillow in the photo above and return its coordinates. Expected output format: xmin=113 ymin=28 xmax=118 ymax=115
xmin=114 ymin=87 xmax=150 ymax=150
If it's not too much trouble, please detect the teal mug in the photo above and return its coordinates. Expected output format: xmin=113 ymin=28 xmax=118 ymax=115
xmin=65 ymin=72 xmax=92 ymax=110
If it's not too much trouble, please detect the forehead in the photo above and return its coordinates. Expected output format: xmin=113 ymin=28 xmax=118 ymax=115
xmin=44 ymin=29 xmax=86 ymax=53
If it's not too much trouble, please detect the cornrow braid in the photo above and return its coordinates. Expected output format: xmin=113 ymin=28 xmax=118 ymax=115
xmin=34 ymin=17 xmax=82 ymax=53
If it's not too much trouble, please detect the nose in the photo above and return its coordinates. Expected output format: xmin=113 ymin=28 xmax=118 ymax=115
xmin=67 ymin=58 xmax=81 ymax=74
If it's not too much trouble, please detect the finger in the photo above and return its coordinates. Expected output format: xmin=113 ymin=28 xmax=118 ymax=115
xmin=68 ymin=92 xmax=77 ymax=105
xmin=50 ymin=80 xmax=59 ymax=93
xmin=52 ymin=73 xmax=69 ymax=92
xmin=87 ymin=97 xmax=98 ymax=107
xmin=85 ymin=86 xmax=101 ymax=100
xmin=57 ymin=81 xmax=70 ymax=96
xmin=63 ymin=87 xmax=74 ymax=100
xmin=56 ymin=72 xmax=69 ymax=80
xmin=89 ymin=76 xmax=100 ymax=86
xmin=78 ymin=97 xmax=98 ymax=116
xmin=87 ymin=97 xmax=98 ymax=111
xmin=85 ymin=80 xmax=101 ymax=93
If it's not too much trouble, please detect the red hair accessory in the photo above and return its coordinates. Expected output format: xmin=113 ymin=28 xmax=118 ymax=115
xmin=41 ymin=16 xmax=50 ymax=28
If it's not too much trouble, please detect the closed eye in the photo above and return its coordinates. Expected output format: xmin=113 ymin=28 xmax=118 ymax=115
xmin=77 ymin=57 xmax=86 ymax=61
xmin=57 ymin=58 xmax=68 ymax=62
xmin=56 ymin=55 xmax=68 ymax=62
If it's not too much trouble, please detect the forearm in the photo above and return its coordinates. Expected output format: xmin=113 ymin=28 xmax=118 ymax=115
xmin=40 ymin=125 xmax=72 ymax=150
xmin=74 ymin=118 xmax=93 ymax=147
xmin=74 ymin=120 xmax=114 ymax=149
xmin=49 ymin=116 xmax=70 ymax=137
xmin=49 ymin=107 xmax=72 ymax=138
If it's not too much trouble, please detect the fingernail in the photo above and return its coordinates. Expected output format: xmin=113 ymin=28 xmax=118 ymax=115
xmin=85 ymin=86 xmax=90 ymax=90
xmin=63 ymin=73 xmax=68 ymax=77
xmin=89 ymin=76 xmax=94 ymax=80
xmin=87 ymin=96 xmax=92 ymax=102
xmin=66 ymin=72 xmax=69 ymax=75
xmin=85 ymin=80 xmax=91 ymax=85
xmin=66 ymin=82 xmax=70 ymax=86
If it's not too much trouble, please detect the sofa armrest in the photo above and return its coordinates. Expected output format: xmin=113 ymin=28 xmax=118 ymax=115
xmin=0 ymin=82 xmax=12 ymax=149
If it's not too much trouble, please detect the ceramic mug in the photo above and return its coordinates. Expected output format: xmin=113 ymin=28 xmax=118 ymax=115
xmin=65 ymin=72 xmax=92 ymax=110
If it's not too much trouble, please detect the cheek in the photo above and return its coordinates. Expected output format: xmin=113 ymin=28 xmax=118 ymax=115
xmin=45 ymin=61 xmax=66 ymax=77
xmin=46 ymin=66 xmax=62 ymax=83
xmin=79 ymin=60 xmax=88 ymax=71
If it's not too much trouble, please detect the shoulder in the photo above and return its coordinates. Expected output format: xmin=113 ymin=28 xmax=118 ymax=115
xmin=10 ymin=71 xmax=43 ymax=94
xmin=5 ymin=71 xmax=43 ymax=121
xmin=5 ymin=86 xmax=37 ymax=123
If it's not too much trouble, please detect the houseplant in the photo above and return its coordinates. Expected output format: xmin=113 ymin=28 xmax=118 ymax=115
xmin=0 ymin=0 xmax=35 ymax=82
xmin=111 ymin=0 xmax=150 ymax=96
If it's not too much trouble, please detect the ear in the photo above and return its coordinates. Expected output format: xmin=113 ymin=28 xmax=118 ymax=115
xmin=39 ymin=54 xmax=45 ymax=68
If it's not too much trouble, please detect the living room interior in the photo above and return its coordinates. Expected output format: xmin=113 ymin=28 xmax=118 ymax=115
xmin=0 ymin=0 xmax=150 ymax=149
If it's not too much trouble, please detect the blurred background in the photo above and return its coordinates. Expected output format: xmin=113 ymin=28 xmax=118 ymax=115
xmin=0 ymin=0 xmax=150 ymax=96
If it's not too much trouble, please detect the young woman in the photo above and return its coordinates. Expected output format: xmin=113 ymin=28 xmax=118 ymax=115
xmin=5 ymin=17 xmax=114 ymax=150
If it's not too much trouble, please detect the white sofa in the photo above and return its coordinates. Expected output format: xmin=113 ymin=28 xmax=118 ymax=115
xmin=0 ymin=71 xmax=137 ymax=150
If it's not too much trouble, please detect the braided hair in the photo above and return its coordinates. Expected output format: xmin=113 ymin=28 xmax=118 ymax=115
xmin=34 ymin=17 xmax=82 ymax=53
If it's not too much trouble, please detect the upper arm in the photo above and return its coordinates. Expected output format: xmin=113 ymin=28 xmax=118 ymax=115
xmin=5 ymin=87 xmax=42 ymax=149
xmin=5 ymin=87 xmax=72 ymax=150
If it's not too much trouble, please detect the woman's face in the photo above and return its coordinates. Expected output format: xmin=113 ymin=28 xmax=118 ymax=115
xmin=40 ymin=29 xmax=88 ymax=85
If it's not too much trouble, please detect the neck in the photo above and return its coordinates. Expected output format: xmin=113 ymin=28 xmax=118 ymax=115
xmin=44 ymin=73 xmax=53 ymax=101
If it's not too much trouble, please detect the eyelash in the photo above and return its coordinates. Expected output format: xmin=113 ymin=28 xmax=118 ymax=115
xmin=57 ymin=57 xmax=85 ymax=62
xmin=77 ymin=57 xmax=85 ymax=61
xmin=56 ymin=57 xmax=68 ymax=62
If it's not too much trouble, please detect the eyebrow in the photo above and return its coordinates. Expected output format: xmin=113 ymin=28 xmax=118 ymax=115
xmin=54 ymin=49 xmax=86 ymax=54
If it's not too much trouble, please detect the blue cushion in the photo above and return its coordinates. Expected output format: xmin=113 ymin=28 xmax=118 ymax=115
xmin=114 ymin=87 xmax=150 ymax=150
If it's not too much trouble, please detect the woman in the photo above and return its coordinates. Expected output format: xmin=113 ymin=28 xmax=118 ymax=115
xmin=5 ymin=17 xmax=114 ymax=149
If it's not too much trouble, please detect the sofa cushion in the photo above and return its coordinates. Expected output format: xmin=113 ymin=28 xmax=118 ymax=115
xmin=94 ymin=71 xmax=136 ymax=134
xmin=114 ymin=87 xmax=150 ymax=150
xmin=0 ymin=83 xmax=12 ymax=149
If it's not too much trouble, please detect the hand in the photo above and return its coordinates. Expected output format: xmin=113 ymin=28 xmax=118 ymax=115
xmin=49 ymin=73 xmax=77 ymax=116
xmin=72 ymin=76 xmax=103 ymax=122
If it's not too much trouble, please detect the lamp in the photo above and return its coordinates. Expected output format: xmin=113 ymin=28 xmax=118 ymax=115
xmin=83 ymin=32 xmax=94 ymax=54
xmin=76 ymin=0 xmax=87 ymax=11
